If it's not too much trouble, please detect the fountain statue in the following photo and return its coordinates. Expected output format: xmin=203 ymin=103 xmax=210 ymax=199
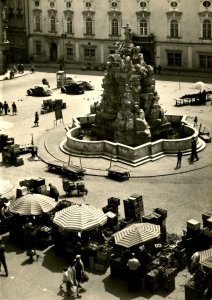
xmin=91 ymin=24 xmax=171 ymax=146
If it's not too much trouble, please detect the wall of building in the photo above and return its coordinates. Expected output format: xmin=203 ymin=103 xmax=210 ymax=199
xmin=25 ymin=0 xmax=212 ymax=71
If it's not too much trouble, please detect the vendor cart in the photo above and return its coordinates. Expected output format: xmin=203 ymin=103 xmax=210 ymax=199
xmin=46 ymin=160 xmax=86 ymax=180
xmin=107 ymin=165 xmax=130 ymax=181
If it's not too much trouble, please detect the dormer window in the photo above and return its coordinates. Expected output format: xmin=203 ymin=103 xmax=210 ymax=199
xmin=50 ymin=1 xmax=55 ymax=8
xmin=35 ymin=0 xmax=40 ymax=7
xmin=66 ymin=1 xmax=71 ymax=8
xmin=86 ymin=1 xmax=92 ymax=9
xmin=203 ymin=1 xmax=211 ymax=8
xmin=140 ymin=1 xmax=147 ymax=8
xmin=170 ymin=1 xmax=178 ymax=8
xmin=111 ymin=1 xmax=118 ymax=8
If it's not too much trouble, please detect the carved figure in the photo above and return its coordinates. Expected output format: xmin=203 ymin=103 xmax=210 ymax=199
xmin=122 ymin=23 xmax=132 ymax=43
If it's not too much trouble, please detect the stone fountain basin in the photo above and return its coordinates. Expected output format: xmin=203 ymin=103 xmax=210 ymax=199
xmin=61 ymin=114 xmax=205 ymax=167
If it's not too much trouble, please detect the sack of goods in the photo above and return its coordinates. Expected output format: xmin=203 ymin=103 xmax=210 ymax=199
xmin=81 ymin=271 xmax=89 ymax=282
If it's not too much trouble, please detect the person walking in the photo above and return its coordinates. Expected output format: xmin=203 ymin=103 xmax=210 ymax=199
xmin=12 ymin=102 xmax=17 ymax=115
xmin=194 ymin=116 xmax=198 ymax=127
xmin=75 ymin=255 xmax=84 ymax=289
xmin=176 ymin=149 xmax=182 ymax=169
xmin=3 ymin=101 xmax=9 ymax=115
xmin=0 ymin=238 xmax=8 ymax=277
xmin=34 ymin=112 xmax=39 ymax=126
xmin=67 ymin=260 xmax=81 ymax=298
xmin=127 ymin=253 xmax=140 ymax=292
xmin=191 ymin=137 xmax=199 ymax=162
xmin=49 ymin=183 xmax=59 ymax=202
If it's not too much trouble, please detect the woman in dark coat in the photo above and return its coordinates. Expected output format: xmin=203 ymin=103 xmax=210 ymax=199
xmin=34 ymin=112 xmax=39 ymax=126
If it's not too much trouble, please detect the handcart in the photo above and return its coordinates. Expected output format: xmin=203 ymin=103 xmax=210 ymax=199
xmin=46 ymin=160 xmax=86 ymax=180
xmin=107 ymin=165 xmax=130 ymax=181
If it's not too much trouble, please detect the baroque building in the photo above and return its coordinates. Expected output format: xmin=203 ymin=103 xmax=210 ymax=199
xmin=0 ymin=0 xmax=10 ymax=74
xmin=5 ymin=0 xmax=212 ymax=71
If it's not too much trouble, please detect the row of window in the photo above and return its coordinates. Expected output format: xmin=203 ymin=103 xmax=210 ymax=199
xmin=35 ymin=41 xmax=212 ymax=68
xmin=34 ymin=15 xmax=212 ymax=39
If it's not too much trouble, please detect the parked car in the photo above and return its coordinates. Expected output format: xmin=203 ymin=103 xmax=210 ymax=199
xmin=77 ymin=81 xmax=95 ymax=91
xmin=61 ymin=83 xmax=85 ymax=94
xmin=27 ymin=85 xmax=52 ymax=96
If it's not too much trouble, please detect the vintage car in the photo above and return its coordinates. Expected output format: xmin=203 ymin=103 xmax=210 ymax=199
xmin=61 ymin=83 xmax=85 ymax=94
xmin=27 ymin=85 xmax=52 ymax=96
xmin=77 ymin=81 xmax=95 ymax=91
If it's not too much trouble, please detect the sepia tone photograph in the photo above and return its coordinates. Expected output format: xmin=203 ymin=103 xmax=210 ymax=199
xmin=0 ymin=0 xmax=212 ymax=299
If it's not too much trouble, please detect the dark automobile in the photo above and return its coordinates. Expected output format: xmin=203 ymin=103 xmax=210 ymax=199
xmin=61 ymin=83 xmax=85 ymax=94
xmin=27 ymin=85 xmax=52 ymax=96
xmin=77 ymin=81 xmax=95 ymax=91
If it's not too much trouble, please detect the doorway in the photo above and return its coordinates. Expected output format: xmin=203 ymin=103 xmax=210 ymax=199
xmin=50 ymin=42 xmax=57 ymax=61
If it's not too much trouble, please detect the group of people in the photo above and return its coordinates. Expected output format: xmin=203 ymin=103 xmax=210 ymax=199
xmin=176 ymin=134 xmax=199 ymax=169
xmin=0 ymin=101 xmax=17 ymax=115
xmin=60 ymin=255 xmax=88 ymax=298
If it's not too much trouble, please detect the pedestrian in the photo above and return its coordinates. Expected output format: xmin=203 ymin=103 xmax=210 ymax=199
xmin=49 ymin=183 xmax=60 ymax=202
xmin=25 ymin=222 xmax=39 ymax=261
xmin=194 ymin=116 xmax=198 ymax=126
xmin=60 ymin=267 xmax=68 ymax=290
xmin=67 ymin=260 xmax=81 ymax=298
xmin=3 ymin=101 xmax=9 ymax=115
xmin=12 ymin=102 xmax=17 ymax=115
xmin=127 ymin=253 xmax=140 ymax=292
xmin=30 ymin=64 xmax=35 ymax=73
xmin=176 ymin=149 xmax=182 ymax=169
xmin=0 ymin=238 xmax=8 ymax=277
xmin=191 ymin=137 xmax=199 ymax=162
xmin=75 ymin=255 xmax=84 ymax=289
xmin=0 ymin=101 xmax=3 ymax=115
xmin=157 ymin=65 xmax=162 ymax=74
xmin=34 ymin=111 xmax=39 ymax=126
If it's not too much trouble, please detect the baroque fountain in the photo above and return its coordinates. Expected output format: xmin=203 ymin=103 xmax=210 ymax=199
xmin=61 ymin=24 xmax=202 ymax=166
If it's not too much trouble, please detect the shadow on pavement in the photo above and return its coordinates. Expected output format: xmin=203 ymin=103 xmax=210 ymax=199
xmin=41 ymin=245 xmax=68 ymax=273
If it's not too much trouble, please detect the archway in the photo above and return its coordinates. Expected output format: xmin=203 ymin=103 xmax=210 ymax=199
xmin=50 ymin=42 xmax=57 ymax=62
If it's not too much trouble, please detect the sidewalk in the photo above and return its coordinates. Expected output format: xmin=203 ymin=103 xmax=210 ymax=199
xmin=0 ymin=70 xmax=31 ymax=81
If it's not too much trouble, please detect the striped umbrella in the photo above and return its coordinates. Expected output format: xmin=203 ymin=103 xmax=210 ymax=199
xmin=113 ymin=223 xmax=161 ymax=248
xmin=9 ymin=193 xmax=57 ymax=215
xmin=199 ymin=248 xmax=212 ymax=270
xmin=0 ymin=179 xmax=14 ymax=196
xmin=53 ymin=203 xmax=107 ymax=232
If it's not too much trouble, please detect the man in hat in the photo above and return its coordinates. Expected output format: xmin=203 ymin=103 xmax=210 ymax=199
xmin=49 ymin=183 xmax=59 ymax=202
xmin=0 ymin=238 xmax=8 ymax=276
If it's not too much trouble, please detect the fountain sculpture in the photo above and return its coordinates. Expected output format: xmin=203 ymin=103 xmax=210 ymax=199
xmin=92 ymin=24 xmax=171 ymax=146
xmin=61 ymin=24 xmax=202 ymax=166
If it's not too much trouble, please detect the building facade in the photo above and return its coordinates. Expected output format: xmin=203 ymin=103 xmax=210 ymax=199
xmin=6 ymin=0 xmax=28 ymax=64
xmin=0 ymin=0 xmax=10 ymax=74
xmin=25 ymin=0 xmax=212 ymax=71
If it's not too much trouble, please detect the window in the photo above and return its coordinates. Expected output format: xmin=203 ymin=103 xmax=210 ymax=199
xmin=203 ymin=1 xmax=211 ymax=8
xmin=140 ymin=19 xmax=148 ymax=36
xmin=203 ymin=20 xmax=211 ymax=38
xmin=167 ymin=52 xmax=181 ymax=66
xmin=86 ymin=18 xmax=93 ymax=35
xmin=50 ymin=1 xmax=55 ymax=8
xmin=170 ymin=20 xmax=178 ymax=38
xmin=199 ymin=55 xmax=212 ymax=68
xmin=35 ymin=15 xmax=41 ymax=31
xmin=50 ymin=16 xmax=56 ymax=32
xmin=170 ymin=1 xmax=178 ymax=8
xmin=67 ymin=47 xmax=74 ymax=60
xmin=111 ymin=1 xmax=118 ymax=8
xmin=111 ymin=19 xmax=119 ymax=35
xmin=67 ymin=18 xmax=73 ymax=34
xmin=35 ymin=0 xmax=40 ymax=7
xmin=66 ymin=1 xmax=71 ymax=8
xmin=17 ymin=0 xmax=22 ymax=9
xmin=140 ymin=1 xmax=147 ymax=8
xmin=35 ymin=42 xmax=41 ymax=56
xmin=86 ymin=1 xmax=91 ymax=9
xmin=84 ymin=48 xmax=96 ymax=61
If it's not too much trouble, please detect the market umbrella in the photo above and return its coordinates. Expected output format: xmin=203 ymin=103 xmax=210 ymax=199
xmin=113 ymin=223 xmax=161 ymax=248
xmin=9 ymin=193 xmax=57 ymax=215
xmin=0 ymin=179 xmax=14 ymax=196
xmin=199 ymin=248 xmax=212 ymax=270
xmin=189 ymin=81 xmax=211 ymax=92
xmin=53 ymin=203 xmax=107 ymax=232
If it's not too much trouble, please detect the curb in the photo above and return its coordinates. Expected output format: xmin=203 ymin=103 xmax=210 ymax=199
xmin=0 ymin=72 xmax=30 ymax=82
